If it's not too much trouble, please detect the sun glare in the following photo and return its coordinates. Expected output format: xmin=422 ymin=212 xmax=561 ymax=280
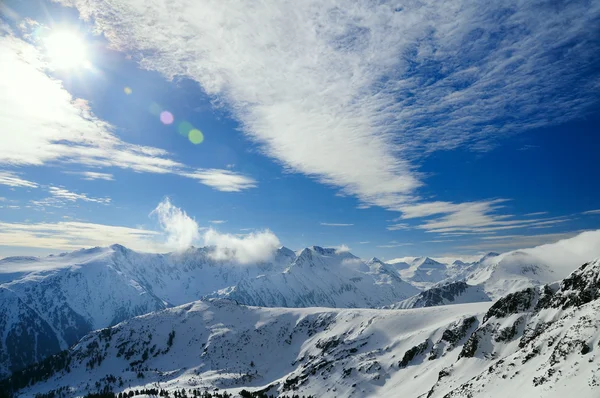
xmin=44 ymin=30 xmax=88 ymax=69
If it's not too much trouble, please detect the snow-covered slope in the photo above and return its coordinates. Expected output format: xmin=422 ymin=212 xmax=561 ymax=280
xmin=4 ymin=300 xmax=490 ymax=398
xmin=388 ymin=281 xmax=491 ymax=309
xmin=5 ymin=258 xmax=600 ymax=398
xmin=0 ymin=245 xmax=295 ymax=376
xmin=427 ymin=258 xmax=600 ymax=398
xmin=461 ymin=251 xmax=557 ymax=298
xmin=211 ymin=248 xmax=420 ymax=308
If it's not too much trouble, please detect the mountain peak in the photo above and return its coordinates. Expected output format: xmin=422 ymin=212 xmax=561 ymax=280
xmin=368 ymin=257 xmax=385 ymax=265
xmin=479 ymin=252 xmax=500 ymax=262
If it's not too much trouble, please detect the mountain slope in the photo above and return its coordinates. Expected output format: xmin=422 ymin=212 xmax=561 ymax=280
xmin=427 ymin=258 xmax=600 ymax=398
xmin=461 ymin=250 xmax=557 ymax=298
xmin=4 ymin=300 xmax=489 ymax=398
xmin=212 ymin=248 xmax=420 ymax=308
xmin=388 ymin=281 xmax=491 ymax=309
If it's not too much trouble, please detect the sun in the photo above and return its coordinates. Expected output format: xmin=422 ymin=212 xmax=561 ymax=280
xmin=44 ymin=30 xmax=88 ymax=69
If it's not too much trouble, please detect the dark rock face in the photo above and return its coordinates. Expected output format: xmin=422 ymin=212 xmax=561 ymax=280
xmin=429 ymin=316 xmax=478 ymax=360
xmin=542 ymin=261 xmax=600 ymax=309
xmin=483 ymin=287 xmax=537 ymax=323
xmin=418 ymin=282 xmax=470 ymax=306
xmin=399 ymin=340 xmax=430 ymax=368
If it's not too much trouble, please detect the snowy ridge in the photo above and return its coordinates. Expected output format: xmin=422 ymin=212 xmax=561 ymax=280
xmin=460 ymin=250 xmax=557 ymax=298
xmin=210 ymin=248 xmax=420 ymax=308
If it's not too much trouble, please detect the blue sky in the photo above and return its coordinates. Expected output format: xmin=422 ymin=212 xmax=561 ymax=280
xmin=0 ymin=0 xmax=599 ymax=260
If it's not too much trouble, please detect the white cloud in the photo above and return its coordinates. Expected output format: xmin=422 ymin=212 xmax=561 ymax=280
xmin=358 ymin=241 xmax=370 ymax=244
xmin=150 ymin=197 xmax=201 ymax=251
xmin=64 ymin=171 xmax=114 ymax=181
xmin=486 ymin=230 xmax=600 ymax=279
xmin=524 ymin=211 xmax=548 ymax=217
xmin=320 ymin=222 xmax=353 ymax=227
xmin=583 ymin=209 xmax=600 ymax=215
xmin=203 ymin=228 xmax=281 ymax=264
xmin=386 ymin=223 xmax=411 ymax=231
xmin=335 ymin=244 xmax=351 ymax=253
xmin=48 ymin=186 xmax=111 ymax=204
xmin=59 ymin=0 xmax=600 ymax=215
xmin=209 ymin=220 xmax=227 ymax=224
xmin=0 ymin=170 xmax=38 ymax=188
xmin=0 ymin=220 xmax=160 ymax=252
xmin=0 ymin=33 xmax=255 ymax=192
xmin=183 ymin=169 xmax=256 ymax=192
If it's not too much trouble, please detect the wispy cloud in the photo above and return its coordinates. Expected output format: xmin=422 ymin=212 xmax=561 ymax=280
xmin=458 ymin=231 xmax=585 ymax=251
xmin=0 ymin=34 xmax=255 ymax=192
xmin=209 ymin=220 xmax=227 ymax=224
xmin=64 ymin=171 xmax=114 ymax=181
xmin=376 ymin=242 xmax=413 ymax=248
xmin=583 ymin=209 xmax=600 ymax=215
xmin=60 ymin=0 xmax=600 ymax=217
xmin=0 ymin=170 xmax=38 ymax=188
xmin=320 ymin=222 xmax=354 ymax=227
xmin=0 ymin=220 xmax=160 ymax=252
xmin=397 ymin=200 xmax=570 ymax=235
xmin=183 ymin=169 xmax=256 ymax=192
xmin=386 ymin=223 xmax=411 ymax=231
xmin=48 ymin=186 xmax=110 ymax=204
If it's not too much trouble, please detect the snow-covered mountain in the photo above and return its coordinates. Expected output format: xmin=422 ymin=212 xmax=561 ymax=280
xmin=5 ymin=258 xmax=600 ymax=398
xmin=0 ymin=244 xmax=295 ymax=376
xmin=210 ymin=248 xmax=419 ymax=308
xmin=388 ymin=281 xmax=491 ymax=309
xmin=458 ymin=250 xmax=557 ymax=298
xmin=397 ymin=257 xmax=451 ymax=289
xmin=0 ymin=245 xmax=418 ymax=376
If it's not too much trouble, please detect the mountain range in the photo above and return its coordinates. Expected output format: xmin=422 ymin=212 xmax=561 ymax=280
xmin=3 ymin=258 xmax=600 ymax=397
xmin=1 ymin=230 xmax=600 ymax=396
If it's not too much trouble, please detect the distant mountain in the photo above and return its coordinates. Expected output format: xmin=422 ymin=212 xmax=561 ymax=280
xmin=7 ymin=258 xmax=600 ymax=398
xmin=461 ymin=250 xmax=557 ymax=298
xmin=388 ymin=281 xmax=491 ymax=309
xmin=398 ymin=257 xmax=450 ymax=289
xmin=210 ymin=248 xmax=420 ymax=308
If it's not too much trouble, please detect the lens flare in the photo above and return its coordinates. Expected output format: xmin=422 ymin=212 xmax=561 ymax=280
xmin=178 ymin=121 xmax=194 ymax=136
xmin=160 ymin=111 xmax=174 ymax=125
xmin=124 ymin=87 xmax=132 ymax=95
xmin=188 ymin=129 xmax=204 ymax=144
